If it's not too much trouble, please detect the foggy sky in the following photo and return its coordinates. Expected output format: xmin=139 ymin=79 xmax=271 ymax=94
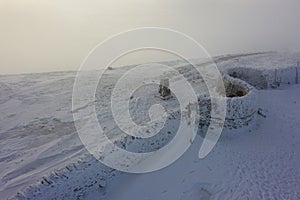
xmin=1 ymin=0 xmax=300 ymax=74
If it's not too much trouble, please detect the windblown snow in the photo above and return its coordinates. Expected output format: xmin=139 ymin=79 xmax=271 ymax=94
xmin=0 ymin=52 xmax=299 ymax=199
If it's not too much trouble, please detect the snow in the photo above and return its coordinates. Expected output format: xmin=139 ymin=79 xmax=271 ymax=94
xmin=104 ymin=84 xmax=300 ymax=200
xmin=0 ymin=52 xmax=299 ymax=199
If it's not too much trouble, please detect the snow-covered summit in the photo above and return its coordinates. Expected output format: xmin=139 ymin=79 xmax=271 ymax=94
xmin=0 ymin=51 xmax=300 ymax=199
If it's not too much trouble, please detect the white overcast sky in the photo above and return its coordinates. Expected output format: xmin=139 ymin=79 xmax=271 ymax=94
xmin=1 ymin=0 xmax=300 ymax=74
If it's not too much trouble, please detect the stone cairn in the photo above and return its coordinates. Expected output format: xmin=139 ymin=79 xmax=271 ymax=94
xmin=159 ymin=79 xmax=171 ymax=99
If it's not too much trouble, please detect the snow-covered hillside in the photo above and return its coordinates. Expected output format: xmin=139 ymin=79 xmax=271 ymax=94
xmin=0 ymin=52 xmax=300 ymax=199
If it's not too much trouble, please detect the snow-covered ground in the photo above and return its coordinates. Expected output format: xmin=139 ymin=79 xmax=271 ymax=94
xmin=0 ymin=52 xmax=300 ymax=199
xmin=103 ymin=84 xmax=300 ymax=200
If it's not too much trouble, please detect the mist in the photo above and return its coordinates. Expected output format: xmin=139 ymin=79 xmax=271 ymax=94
xmin=1 ymin=0 xmax=300 ymax=74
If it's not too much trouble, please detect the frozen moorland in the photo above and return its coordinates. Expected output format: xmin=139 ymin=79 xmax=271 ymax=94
xmin=0 ymin=52 xmax=300 ymax=199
